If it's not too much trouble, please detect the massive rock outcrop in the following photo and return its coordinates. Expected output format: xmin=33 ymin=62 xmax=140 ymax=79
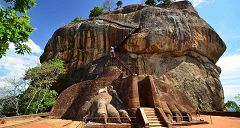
xmin=40 ymin=1 xmax=226 ymax=120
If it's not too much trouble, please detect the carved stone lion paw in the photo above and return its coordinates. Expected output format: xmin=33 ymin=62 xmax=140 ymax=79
xmin=82 ymin=87 xmax=131 ymax=123
xmin=160 ymin=101 xmax=192 ymax=122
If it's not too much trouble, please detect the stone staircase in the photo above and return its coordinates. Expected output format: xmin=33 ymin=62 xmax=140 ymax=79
xmin=143 ymin=107 xmax=168 ymax=128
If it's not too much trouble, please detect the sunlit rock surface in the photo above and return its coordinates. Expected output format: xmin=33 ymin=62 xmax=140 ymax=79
xmin=40 ymin=1 xmax=226 ymax=119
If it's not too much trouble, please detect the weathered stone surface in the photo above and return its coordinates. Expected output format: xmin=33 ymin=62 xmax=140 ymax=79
xmin=42 ymin=0 xmax=226 ymax=118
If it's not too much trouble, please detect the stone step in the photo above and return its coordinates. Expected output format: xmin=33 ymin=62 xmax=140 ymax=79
xmin=148 ymin=117 xmax=161 ymax=120
xmin=149 ymin=123 xmax=162 ymax=127
xmin=143 ymin=109 xmax=155 ymax=112
xmin=146 ymin=115 xmax=158 ymax=118
xmin=145 ymin=113 xmax=157 ymax=116
xmin=143 ymin=108 xmax=155 ymax=110
xmin=145 ymin=111 xmax=156 ymax=114
xmin=149 ymin=120 xmax=161 ymax=124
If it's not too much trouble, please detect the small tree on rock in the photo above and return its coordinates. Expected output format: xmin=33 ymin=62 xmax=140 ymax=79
xmin=116 ymin=0 xmax=123 ymax=9
xmin=159 ymin=0 xmax=172 ymax=5
xmin=144 ymin=0 xmax=172 ymax=6
xmin=72 ymin=16 xmax=83 ymax=23
xmin=89 ymin=6 xmax=105 ymax=18
xmin=145 ymin=0 xmax=156 ymax=5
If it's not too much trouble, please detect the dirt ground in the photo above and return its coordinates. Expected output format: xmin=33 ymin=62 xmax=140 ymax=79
xmin=0 ymin=115 xmax=239 ymax=128
xmin=174 ymin=116 xmax=240 ymax=128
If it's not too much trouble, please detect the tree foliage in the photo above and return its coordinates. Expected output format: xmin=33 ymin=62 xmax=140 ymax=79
xmin=0 ymin=59 xmax=66 ymax=116
xmin=0 ymin=78 xmax=27 ymax=117
xmin=19 ymin=87 xmax=58 ymax=114
xmin=144 ymin=0 xmax=172 ymax=6
xmin=89 ymin=6 xmax=104 ymax=18
xmin=116 ymin=0 xmax=123 ymax=9
xmin=72 ymin=16 xmax=83 ymax=23
xmin=22 ymin=58 xmax=66 ymax=114
xmin=224 ymin=100 xmax=240 ymax=112
xmin=160 ymin=0 xmax=172 ymax=5
xmin=0 ymin=0 xmax=36 ymax=58
xmin=24 ymin=58 xmax=66 ymax=88
xmin=145 ymin=0 xmax=156 ymax=5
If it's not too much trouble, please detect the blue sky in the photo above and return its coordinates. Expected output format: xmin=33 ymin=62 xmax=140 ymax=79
xmin=0 ymin=0 xmax=240 ymax=103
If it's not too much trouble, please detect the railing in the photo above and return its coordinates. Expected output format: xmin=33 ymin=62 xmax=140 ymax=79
xmin=170 ymin=115 xmax=212 ymax=125
xmin=83 ymin=116 xmax=137 ymax=125
xmin=155 ymin=107 xmax=172 ymax=128
xmin=137 ymin=108 xmax=149 ymax=127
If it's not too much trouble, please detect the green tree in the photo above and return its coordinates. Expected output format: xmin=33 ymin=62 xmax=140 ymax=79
xmin=160 ymin=0 xmax=172 ymax=5
xmin=23 ymin=58 xmax=66 ymax=114
xmin=24 ymin=58 xmax=66 ymax=88
xmin=0 ymin=78 xmax=27 ymax=117
xmin=145 ymin=0 xmax=156 ymax=5
xmin=224 ymin=100 xmax=240 ymax=112
xmin=144 ymin=0 xmax=172 ymax=6
xmin=89 ymin=6 xmax=104 ymax=18
xmin=72 ymin=16 xmax=83 ymax=23
xmin=0 ymin=0 xmax=36 ymax=58
xmin=19 ymin=87 xmax=58 ymax=114
xmin=116 ymin=0 xmax=123 ymax=9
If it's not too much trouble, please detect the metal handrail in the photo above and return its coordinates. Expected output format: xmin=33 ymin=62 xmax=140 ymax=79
xmin=83 ymin=116 xmax=136 ymax=124
xmin=170 ymin=115 xmax=213 ymax=124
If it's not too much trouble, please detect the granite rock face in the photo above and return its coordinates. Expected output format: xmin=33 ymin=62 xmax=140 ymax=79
xmin=41 ymin=1 xmax=226 ymax=115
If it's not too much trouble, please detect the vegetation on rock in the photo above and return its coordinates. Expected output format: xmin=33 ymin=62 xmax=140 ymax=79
xmin=89 ymin=6 xmax=104 ymax=18
xmin=72 ymin=16 xmax=83 ymax=23
xmin=116 ymin=0 xmax=123 ymax=9
xmin=145 ymin=0 xmax=156 ymax=5
xmin=144 ymin=0 xmax=172 ymax=5
xmin=0 ymin=0 xmax=36 ymax=58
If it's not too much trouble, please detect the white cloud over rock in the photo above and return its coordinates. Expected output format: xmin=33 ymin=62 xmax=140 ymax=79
xmin=0 ymin=39 xmax=42 ymax=89
xmin=223 ymin=84 xmax=240 ymax=103
xmin=217 ymin=53 xmax=240 ymax=103
xmin=217 ymin=54 xmax=240 ymax=79
xmin=175 ymin=0 xmax=214 ymax=7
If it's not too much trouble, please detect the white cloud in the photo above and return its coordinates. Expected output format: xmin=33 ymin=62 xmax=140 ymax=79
xmin=223 ymin=84 xmax=240 ymax=104
xmin=25 ymin=39 xmax=43 ymax=53
xmin=217 ymin=54 xmax=240 ymax=79
xmin=217 ymin=53 xmax=240 ymax=103
xmin=0 ymin=39 xmax=42 ymax=89
xmin=175 ymin=0 xmax=215 ymax=7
